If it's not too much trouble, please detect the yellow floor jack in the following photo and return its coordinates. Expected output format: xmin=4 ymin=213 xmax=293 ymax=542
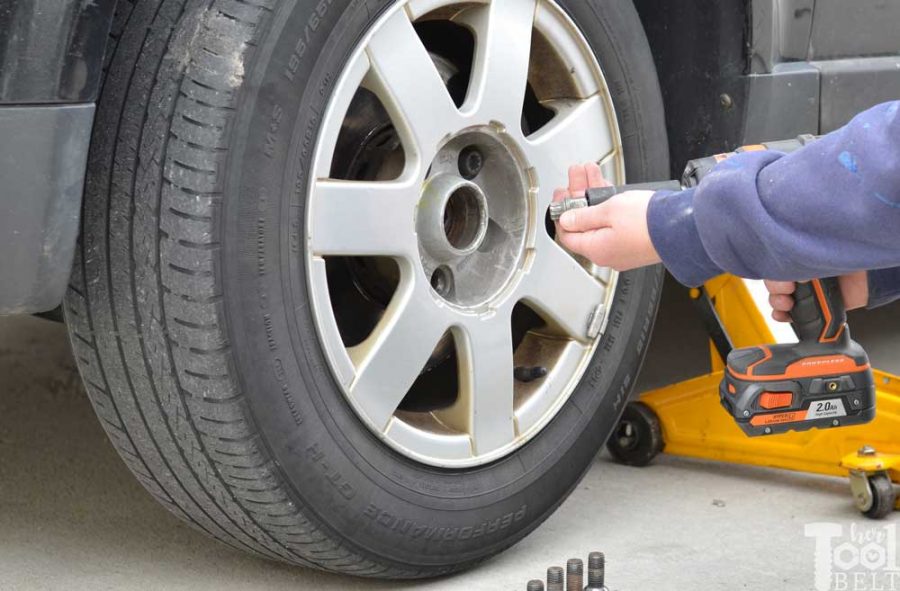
xmin=549 ymin=136 xmax=900 ymax=519
xmin=607 ymin=275 xmax=900 ymax=519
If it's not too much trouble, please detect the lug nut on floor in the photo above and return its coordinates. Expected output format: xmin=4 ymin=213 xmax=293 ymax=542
xmin=523 ymin=552 xmax=609 ymax=591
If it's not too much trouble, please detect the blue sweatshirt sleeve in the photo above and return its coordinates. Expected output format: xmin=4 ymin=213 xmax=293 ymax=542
xmin=647 ymin=101 xmax=900 ymax=308
xmin=868 ymin=267 xmax=900 ymax=308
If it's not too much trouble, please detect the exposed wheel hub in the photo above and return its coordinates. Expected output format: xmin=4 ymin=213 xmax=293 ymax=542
xmin=417 ymin=127 xmax=530 ymax=307
xmin=418 ymin=175 xmax=489 ymax=259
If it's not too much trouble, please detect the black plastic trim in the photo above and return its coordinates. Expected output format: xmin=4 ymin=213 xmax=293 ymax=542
xmin=0 ymin=104 xmax=93 ymax=314
xmin=0 ymin=0 xmax=117 ymax=104
xmin=632 ymin=0 xmax=750 ymax=176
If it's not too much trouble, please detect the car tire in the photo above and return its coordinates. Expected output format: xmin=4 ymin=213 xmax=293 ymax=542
xmin=65 ymin=0 xmax=668 ymax=577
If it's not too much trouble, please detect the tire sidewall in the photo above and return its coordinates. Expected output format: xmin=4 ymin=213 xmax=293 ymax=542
xmin=222 ymin=0 xmax=667 ymax=571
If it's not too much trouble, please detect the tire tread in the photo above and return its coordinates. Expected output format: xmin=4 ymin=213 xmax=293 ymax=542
xmin=66 ymin=0 xmax=397 ymax=576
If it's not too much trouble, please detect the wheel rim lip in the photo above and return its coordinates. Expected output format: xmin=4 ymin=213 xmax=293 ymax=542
xmin=305 ymin=0 xmax=625 ymax=468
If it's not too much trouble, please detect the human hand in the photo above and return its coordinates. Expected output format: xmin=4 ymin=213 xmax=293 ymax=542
xmin=765 ymin=272 xmax=869 ymax=322
xmin=553 ymin=163 xmax=661 ymax=271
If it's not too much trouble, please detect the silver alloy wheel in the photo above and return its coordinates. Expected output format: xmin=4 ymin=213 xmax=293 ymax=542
xmin=307 ymin=0 xmax=625 ymax=467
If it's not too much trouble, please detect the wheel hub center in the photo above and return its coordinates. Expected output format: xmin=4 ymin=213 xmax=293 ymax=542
xmin=416 ymin=127 xmax=530 ymax=307
xmin=418 ymin=175 xmax=489 ymax=259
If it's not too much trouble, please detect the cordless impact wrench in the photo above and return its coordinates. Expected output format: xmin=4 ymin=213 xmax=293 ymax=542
xmin=550 ymin=135 xmax=877 ymax=437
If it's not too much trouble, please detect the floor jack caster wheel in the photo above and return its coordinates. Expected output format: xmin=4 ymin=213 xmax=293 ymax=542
xmin=607 ymin=401 xmax=664 ymax=467
xmin=850 ymin=470 xmax=897 ymax=520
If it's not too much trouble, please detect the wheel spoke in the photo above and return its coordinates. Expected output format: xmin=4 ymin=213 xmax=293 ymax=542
xmin=446 ymin=316 xmax=517 ymax=456
xmin=312 ymin=51 xmax=371 ymax=176
xmin=522 ymin=236 xmax=606 ymax=341
xmin=349 ymin=285 xmax=448 ymax=431
xmin=309 ymin=179 xmax=418 ymax=257
xmin=459 ymin=0 xmax=537 ymax=124
xmin=366 ymin=8 xmax=461 ymax=168
xmin=524 ymin=95 xmax=616 ymax=208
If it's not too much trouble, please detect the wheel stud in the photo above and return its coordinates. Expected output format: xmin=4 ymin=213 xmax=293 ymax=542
xmin=546 ymin=566 xmax=564 ymax=591
xmin=458 ymin=145 xmax=485 ymax=179
xmin=566 ymin=558 xmax=583 ymax=591
xmin=586 ymin=552 xmax=608 ymax=591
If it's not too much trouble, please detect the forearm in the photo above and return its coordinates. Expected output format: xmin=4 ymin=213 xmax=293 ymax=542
xmin=648 ymin=101 xmax=900 ymax=287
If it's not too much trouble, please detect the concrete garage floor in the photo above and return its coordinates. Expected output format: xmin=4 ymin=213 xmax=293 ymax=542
xmin=2 ymin=277 xmax=898 ymax=590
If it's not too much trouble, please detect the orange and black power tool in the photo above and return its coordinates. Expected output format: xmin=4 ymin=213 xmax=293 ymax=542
xmin=721 ymin=277 xmax=875 ymax=436
xmin=549 ymin=135 xmax=876 ymax=437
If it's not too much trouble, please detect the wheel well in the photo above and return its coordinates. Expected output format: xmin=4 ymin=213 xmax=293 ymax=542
xmin=631 ymin=0 xmax=751 ymax=176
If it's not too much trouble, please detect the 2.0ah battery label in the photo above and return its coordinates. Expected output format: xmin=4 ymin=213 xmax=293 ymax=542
xmin=805 ymin=398 xmax=847 ymax=420
xmin=750 ymin=398 xmax=848 ymax=427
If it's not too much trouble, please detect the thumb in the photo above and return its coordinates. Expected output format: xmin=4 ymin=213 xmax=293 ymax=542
xmin=559 ymin=203 xmax=610 ymax=233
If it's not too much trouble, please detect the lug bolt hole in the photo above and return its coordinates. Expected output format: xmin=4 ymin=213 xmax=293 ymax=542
xmin=431 ymin=266 xmax=454 ymax=297
xmin=458 ymin=145 xmax=485 ymax=180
